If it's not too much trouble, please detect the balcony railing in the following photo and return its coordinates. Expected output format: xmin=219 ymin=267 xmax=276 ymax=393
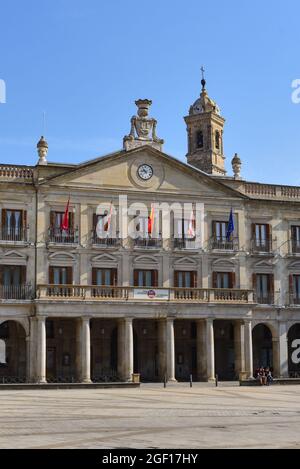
xmin=48 ymin=227 xmax=79 ymax=244
xmin=0 ymin=284 xmax=33 ymax=300
xmin=289 ymin=239 xmax=300 ymax=254
xmin=255 ymin=293 xmax=274 ymax=305
xmin=0 ymin=226 xmax=28 ymax=242
xmin=250 ymin=238 xmax=272 ymax=253
xmin=37 ymin=285 xmax=254 ymax=304
xmin=134 ymin=237 xmax=162 ymax=248
xmin=289 ymin=293 xmax=300 ymax=305
xmin=91 ymin=232 xmax=120 ymax=247
xmin=173 ymin=238 xmax=196 ymax=249
xmin=209 ymin=236 xmax=239 ymax=251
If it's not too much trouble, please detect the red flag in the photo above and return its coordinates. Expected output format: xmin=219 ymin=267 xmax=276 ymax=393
xmin=103 ymin=201 xmax=113 ymax=233
xmin=187 ymin=208 xmax=195 ymax=237
xmin=148 ymin=203 xmax=155 ymax=235
xmin=61 ymin=197 xmax=70 ymax=231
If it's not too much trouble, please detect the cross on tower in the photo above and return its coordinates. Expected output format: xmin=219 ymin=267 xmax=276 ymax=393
xmin=201 ymin=66 xmax=206 ymax=90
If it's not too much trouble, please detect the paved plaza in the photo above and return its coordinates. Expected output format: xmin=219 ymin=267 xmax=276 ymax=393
xmin=1 ymin=383 xmax=300 ymax=449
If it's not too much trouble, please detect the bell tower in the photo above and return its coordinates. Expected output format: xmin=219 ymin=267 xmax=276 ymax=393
xmin=185 ymin=70 xmax=226 ymax=175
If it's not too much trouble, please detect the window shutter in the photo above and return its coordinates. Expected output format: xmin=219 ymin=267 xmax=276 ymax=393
xmin=93 ymin=213 xmax=98 ymax=232
xmin=230 ymin=272 xmax=236 ymax=288
xmin=0 ymin=266 xmax=3 ymax=285
xmin=22 ymin=210 xmax=27 ymax=230
xmin=212 ymin=272 xmax=217 ymax=288
xmin=291 ymin=226 xmax=296 ymax=240
xmin=152 ymin=270 xmax=158 ymax=287
xmin=20 ymin=266 xmax=26 ymax=284
xmin=1 ymin=209 xmax=6 ymax=227
xmin=111 ymin=268 xmax=117 ymax=286
xmin=66 ymin=267 xmax=73 ymax=285
xmin=133 ymin=270 xmax=139 ymax=286
xmin=92 ymin=268 xmax=97 ymax=285
xmin=49 ymin=267 xmax=54 ymax=284
xmin=68 ymin=212 xmax=74 ymax=230
xmin=212 ymin=221 xmax=216 ymax=237
xmin=251 ymin=223 xmax=256 ymax=239
xmin=289 ymin=274 xmax=294 ymax=293
xmin=269 ymin=274 xmax=274 ymax=296
xmin=174 ymin=271 xmax=178 ymax=287
xmin=50 ymin=211 xmax=56 ymax=228
xmin=252 ymin=273 xmax=257 ymax=290
xmin=191 ymin=271 xmax=197 ymax=288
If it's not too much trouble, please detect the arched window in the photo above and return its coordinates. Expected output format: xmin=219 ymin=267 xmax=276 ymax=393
xmin=215 ymin=130 xmax=220 ymax=150
xmin=196 ymin=131 xmax=203 ymax=148
xmin=0 ymin=339 xmax=6 ymax=364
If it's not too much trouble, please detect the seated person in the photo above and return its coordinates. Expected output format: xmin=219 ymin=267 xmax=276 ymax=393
xmin=256 ymin=366 xmax=267 ymax=385
xmin=265 ymin=367 xmax=273 ymax=385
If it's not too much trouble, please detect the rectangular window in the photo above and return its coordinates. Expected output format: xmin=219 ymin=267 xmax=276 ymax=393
xmin=49 ymin=210 xmax=75 ymax=243
xmin=0 ymin=265 xmax=26 ymax=285
xmin=291 ymin=226 xmax=300 ymax=253
xmin=291 ymin=274 xmax=300 ymax=304
xmin=254 ymin=273 xmax=274 ymax=304
xmin=252 ymin=223 xmax=270 ymax=251
xmin=174 ymin=271 xmax=197 ymax=288
xmin=49 ymin=266 xmax=72 ymax=285
xmin=92 ymin=268 xmax=117 ymax=286
xmin=1 ymin=209 xmax=26 ymax=241
xmin=212 ymin=272 xmax=235 ymax=289
xmin=134 ymin=269 xmax=158 ymax=287
xmin=213 ymin=221 xmax=228 ymax=241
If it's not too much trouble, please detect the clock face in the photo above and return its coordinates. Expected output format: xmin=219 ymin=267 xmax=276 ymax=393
xmin=137 ymin=164 xmax=153 ymax=181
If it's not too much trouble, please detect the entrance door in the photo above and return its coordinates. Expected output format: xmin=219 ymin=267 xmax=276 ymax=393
xmin=46 ymin=347 xmax=56 ymax=381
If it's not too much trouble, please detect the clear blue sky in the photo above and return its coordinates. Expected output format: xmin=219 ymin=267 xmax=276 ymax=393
xmin=0 ymin=0 xmax=299 ymax=184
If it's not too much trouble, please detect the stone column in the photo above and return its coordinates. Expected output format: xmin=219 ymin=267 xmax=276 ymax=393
xmin=36 ymin=317 xmax=47 ymax=384
xmin=196 ymin=320 xmax=206 ymax=381
xmin=166 ymin=318 xmax=176 ymax=382
xmin=244 ymin=319 xmax=253 ymax=378
xmin=206 ymin=318 xmax=215 ymax=382
xmin=123 ymin=318 xmax=134 ymax=381
xmin=234 ymin=321 xmax=245 ymax=379
xmin=80 ymin=318 xmax=91 ymax=383
xmin=273 ymin=321 xmax=289 ymax=378
xmin=25 ymin=336 xmax=30 ymax=383
xmin=157 ymin=319 xmax=167 ymax=381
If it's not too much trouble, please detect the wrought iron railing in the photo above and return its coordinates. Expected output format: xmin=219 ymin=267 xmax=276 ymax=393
xmin=0 ymin=284 xmax=33 ymax=300
xmin=173 ymin=238 xmax=196 ymax=249
xmin=48 ymin=227 xmax=79 ymax=244
xmin=250 ymin=238 xmax=272 ymax=253
xmin=209 ymin=236 xmax=239 ymax=251
xmin=0 ymin=226 xmax=28 ymax=242
xmin=134 ymin=237 xmax=162 ymax=248
xmin=91 ymin=232 xmax=120 ymax=247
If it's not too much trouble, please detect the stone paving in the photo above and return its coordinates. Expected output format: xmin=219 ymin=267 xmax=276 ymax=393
xmin=1 ymin=382 xmax=300 ymax=449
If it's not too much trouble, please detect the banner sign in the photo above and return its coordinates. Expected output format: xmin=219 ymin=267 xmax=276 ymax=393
xmin=133 ymin=288 xmax=169 ymax=300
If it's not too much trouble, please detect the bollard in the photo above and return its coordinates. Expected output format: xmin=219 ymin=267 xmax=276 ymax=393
xmin=215 ymin=374 xmax=218 ymax=387
xmin=190 ymin=374 xmax=193 ymax=388
xmin=164 ymin=374 xmax=167 ymax=388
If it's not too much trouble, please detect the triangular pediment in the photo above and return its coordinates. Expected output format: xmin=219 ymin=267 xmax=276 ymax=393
xmin=91 ymin=253 xmax=118 ymax=264
xmin=1 ymin=250 xmax=27 ymax=260
xmin=42 ymin=146 xmax=245 ymax=199
xmin=173 ymin=256 xmax=197 ymax=266
xmin=134 ymin=254 xmax=159 ymax=264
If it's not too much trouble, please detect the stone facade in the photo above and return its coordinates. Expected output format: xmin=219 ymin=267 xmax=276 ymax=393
xmin=0 ymin=87 xmax=300 ymax=384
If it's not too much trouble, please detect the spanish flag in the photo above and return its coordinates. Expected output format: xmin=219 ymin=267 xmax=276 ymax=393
xmin=61 ymin=196 xmax=70 ymax=231
xmin=148 ymin=203 xmax=155 ymax=236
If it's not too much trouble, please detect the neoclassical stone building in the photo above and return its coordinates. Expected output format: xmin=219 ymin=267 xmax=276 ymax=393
xmin=1 ymin=78 xmax=300 ymax=384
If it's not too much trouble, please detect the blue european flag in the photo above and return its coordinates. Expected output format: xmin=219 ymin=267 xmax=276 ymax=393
xmin=226 ymin=208 xmax=234 ymax=241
